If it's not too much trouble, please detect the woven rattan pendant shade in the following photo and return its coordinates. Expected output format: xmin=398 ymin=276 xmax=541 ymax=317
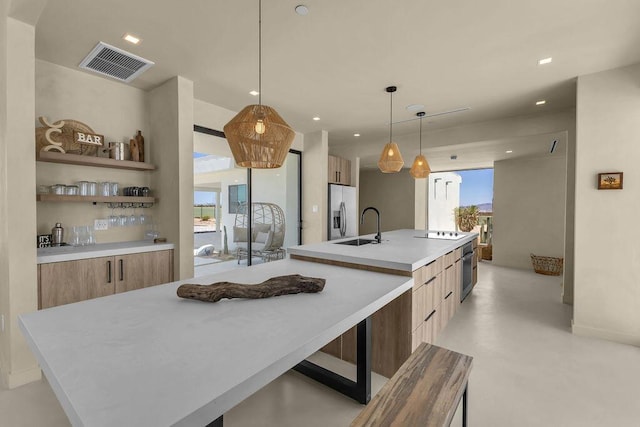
xmin=410 ymin=154 xmax=431 ymax=178
xmin=224 ymin=104 xmax=295 ymax=168
xmin=410 ymin=111 xmax=431 ymax=178
xmin=378 ymin=142 xmax=405 ymax=173
xmin=378 ymin=86 xmax=404 ymax=173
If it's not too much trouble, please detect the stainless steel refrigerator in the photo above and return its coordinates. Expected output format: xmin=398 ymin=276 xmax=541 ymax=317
xmin=328 ymin=184 xmax=357 ymax=240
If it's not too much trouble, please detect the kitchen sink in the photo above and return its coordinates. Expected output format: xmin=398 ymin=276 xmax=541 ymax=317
xmin=334 ymin=238 xmax=375 ymax=246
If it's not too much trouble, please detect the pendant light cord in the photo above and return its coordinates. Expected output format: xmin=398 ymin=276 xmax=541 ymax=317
xmin=258 ymin=0 xmax=262 ymax=106
xmin=389 ymin=90 xmax=393 ymax=143
xmin=419 ymin=116 xmax=423 ymax=154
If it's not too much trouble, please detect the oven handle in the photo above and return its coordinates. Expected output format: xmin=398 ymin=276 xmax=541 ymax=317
xmin=462 ymin=251 xmax=474 ymax=261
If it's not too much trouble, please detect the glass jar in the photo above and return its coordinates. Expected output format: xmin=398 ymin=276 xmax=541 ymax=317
xmin=87 ymin=182 xmax=97 ymax=196
xmin=51 ymin=184 xmax=66 ymax=195
xmin=98 ymin=182 xmax=111 ymax=197
xmin=110 ymin=182 xmax=119 ymax=197
xmin=76 ymin=181 xmax=90 ymax=196
xmin=65 ymin=185 xmax=79 ymax=195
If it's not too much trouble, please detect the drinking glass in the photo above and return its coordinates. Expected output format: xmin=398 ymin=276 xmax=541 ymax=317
xmin=129 ymin=207 xmax=138 ymax=226
xmin=109 ymin=205 xmax=119 ymax=228
xmin=70 ymin=226 xmax=81 ymax=246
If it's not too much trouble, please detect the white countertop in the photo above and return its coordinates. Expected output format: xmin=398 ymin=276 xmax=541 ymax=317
xmin=288 ymin=229 xmax=478 ymax=272
xmin=19 ymin=258 xmax=412 ymax=427
xmin=37 ymin=240 xmax=175 ymax=264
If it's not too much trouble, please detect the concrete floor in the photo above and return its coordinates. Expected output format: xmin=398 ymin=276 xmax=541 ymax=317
xmin=2 ymin=262 xmax=640 ymax=426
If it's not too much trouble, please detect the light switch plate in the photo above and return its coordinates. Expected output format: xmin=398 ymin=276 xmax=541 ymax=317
xmin=94 ymin=219 xmax=109 ymax=230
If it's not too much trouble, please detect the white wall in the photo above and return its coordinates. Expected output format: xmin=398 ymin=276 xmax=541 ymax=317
xmin=493 ymin=155 xmax=566 ymax=270
xmin=302 ymin=131 xmax=328 ymax=243
xmin=359 ymin=169 xmax=415 ymax=235
xmin=0 ymin=14 xmax=40 ymax=389
xmin=148 ymin=76 xmax=194 ymax=280
xmin=427 ymin=172 xmax=461 ymax=231
xmin=573 ymin=63 xmax=640 ymax=345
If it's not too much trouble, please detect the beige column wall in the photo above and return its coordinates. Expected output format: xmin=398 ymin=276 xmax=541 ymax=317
xmin=302 ymin=131 xmax=328 ymax=243
xmin=148 ymin=77 xmax=194 ymax=280
xmin=573 ymin=63 xmax=640 ymax=345
xmin=0 ymin=16 xmax=40 ymax=388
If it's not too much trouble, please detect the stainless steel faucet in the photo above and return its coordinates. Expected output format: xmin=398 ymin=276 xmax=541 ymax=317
xmin=360 ymin=207 xmax=381 ymax=244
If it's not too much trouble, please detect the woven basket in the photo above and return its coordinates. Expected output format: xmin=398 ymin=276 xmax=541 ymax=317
xmin=530 ymin=254 xmax=563 ymax=276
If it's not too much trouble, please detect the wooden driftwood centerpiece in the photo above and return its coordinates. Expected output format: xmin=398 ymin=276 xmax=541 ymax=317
xmin=177 ymin=274 xmax=325 ymax=303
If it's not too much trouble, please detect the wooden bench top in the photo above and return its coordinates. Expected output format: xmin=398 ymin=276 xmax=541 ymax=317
xmin=351 ymin=343 xmax=473 ymax=427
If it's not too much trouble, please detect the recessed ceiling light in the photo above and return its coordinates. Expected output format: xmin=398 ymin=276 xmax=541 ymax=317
xmin=313 ymin=116 xmax=320 ymax=121
xmin=354 ymin=133 xmax=361 ymax=137
xmin=249 ymin=90 xmax=259 ymax=96
xmin=538 ymin=57 xmax=552 ymax=65
xmin=506 ymin=150 xmax=513 ymax=154
xmin=406 ymin=104 xmax=425 ymax=112
xmin=295 ymin=5 xmax=309 ymax=15
xmin=536 ymin=100 xmax=546 ymax=105
xmin=123 ymin=33 xmax=141 ymax=45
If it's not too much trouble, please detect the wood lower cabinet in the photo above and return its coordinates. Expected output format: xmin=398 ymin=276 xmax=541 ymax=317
xmin=39 ymin=249 xmax=174 ymax=309
xmin=115 ymin=251 xmax=174 ymax=293
xmin=316 ymin=242 xmax=474 ymax=378
xmin=39 ymin=256 xmax=115 ymax=309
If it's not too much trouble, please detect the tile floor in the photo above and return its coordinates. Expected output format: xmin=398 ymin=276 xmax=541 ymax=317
xmin=2 ymin=262 xmax=639 ymax=426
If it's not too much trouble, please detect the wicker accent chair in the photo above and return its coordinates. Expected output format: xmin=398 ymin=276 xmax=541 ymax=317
xmin=233 ymin=202 xmax=286 ymax=263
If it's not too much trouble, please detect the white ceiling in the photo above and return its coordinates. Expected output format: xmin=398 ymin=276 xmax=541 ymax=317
xmin=34 ymin=0 xmax=640 ymax=168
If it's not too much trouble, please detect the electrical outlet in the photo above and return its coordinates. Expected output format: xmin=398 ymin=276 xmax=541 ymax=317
xmin=94 ymin=219 xmax=109 ymax=231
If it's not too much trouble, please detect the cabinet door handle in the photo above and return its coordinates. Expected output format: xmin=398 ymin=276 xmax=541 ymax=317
xmin=424 ymin=276 xmax=436 ymax=286
xmin=445 ymin=291 xmax=453 ymax=300
xmin=119 ymin=259 xmax=124 ymax=281
xmin=107 ymin=261 xmax=112 ymax=283
xmin=338 ymin=171 xmax=341 ymax=182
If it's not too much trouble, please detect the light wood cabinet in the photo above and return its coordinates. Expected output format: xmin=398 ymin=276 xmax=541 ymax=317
xmin=39 ymin=249 xmax=174 ymax=309
xmin=115 ymin=251 xmax=173 ymax=293
xmin=328 ymin=155 xmax=351 ymax=185
xmin=39 ymin=256 xmax=115 ymax=309
xmin=315 ymin=242 xmax=474 ymax=378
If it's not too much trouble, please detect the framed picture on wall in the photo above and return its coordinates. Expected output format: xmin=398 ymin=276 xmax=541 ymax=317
xmin=597 ymin=172 xmax=623 ymax=190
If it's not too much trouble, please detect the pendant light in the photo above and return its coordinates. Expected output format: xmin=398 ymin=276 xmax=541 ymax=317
xmin=223 ymin=0 xmax=295 ymax=168
xmin=377 ymin=86 xmax=404 ymax=173
xmin=409 ymin=112 xmax=431 ymax=179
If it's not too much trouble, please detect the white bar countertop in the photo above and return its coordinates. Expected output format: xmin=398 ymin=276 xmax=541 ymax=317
xmin=288 ymin=229 xmax=478 ymax=272
xmin=19 ymin=258 xmax=412 ymax=427
xmin=37 ymin=240 xmax=175 ymax=264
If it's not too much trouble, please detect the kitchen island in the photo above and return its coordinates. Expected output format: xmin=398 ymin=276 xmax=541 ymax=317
xmin=288 ymin=229 xmax=479 ymax=377
xmin=20 ymin=259 xmax=412 ymax=426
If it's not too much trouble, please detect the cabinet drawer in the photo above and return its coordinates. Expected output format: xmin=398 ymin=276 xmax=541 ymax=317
xmin=423 ymin=258 xmax=442 ymax=282
xmin=433 ymin=273 xmax=444 ymax=307
xmin=412 ymin=267 xmax=424 ymax=290
xmin=443 ymin=251 xmax=455 ymax=267
xmin=411 ymin=323 xmax=424 ymax=352
xmin=454 ymin=247 xmax=462 ymax=259
xmin=444 ymin=264 xmax=456 ymax=296
xmin=424 ymin=309 xmax=437 ymax=344
xmin=423 ymin=275 xmax=436 ymax=317
xmin=411 ymin=285 xmax=426 ymax=331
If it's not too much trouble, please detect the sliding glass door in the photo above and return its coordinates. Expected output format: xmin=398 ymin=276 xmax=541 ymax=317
xmin=193 ymin=126 xmax=301 ymax=271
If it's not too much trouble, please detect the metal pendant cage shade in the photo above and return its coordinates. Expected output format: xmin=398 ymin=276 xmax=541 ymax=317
xmin=378 ymin=142 xmax=405 ymax=173
xmin=410 ymin=154 xmax=431 ymax=178
xmin=224 ymin=104 xmax=295 ymax=168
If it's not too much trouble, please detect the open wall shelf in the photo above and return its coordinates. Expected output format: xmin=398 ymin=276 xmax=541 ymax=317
xmin=37 ymin=195 xmax=155 ymax=204
xmin=37 ymin=151 xmax=156 ymax=171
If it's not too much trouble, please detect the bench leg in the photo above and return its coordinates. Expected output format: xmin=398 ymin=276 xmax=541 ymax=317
xmin=206 ymin=415 xmax=223 ymax=427
xmin=462 ymin=383 xmax=468 ymax=427
xmin=293 ymin=317 xmax=371 ymax=404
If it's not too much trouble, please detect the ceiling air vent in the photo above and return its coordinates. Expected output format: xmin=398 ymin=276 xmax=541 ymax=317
xmin=79 ymin=42 xmax=154 ymax=83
